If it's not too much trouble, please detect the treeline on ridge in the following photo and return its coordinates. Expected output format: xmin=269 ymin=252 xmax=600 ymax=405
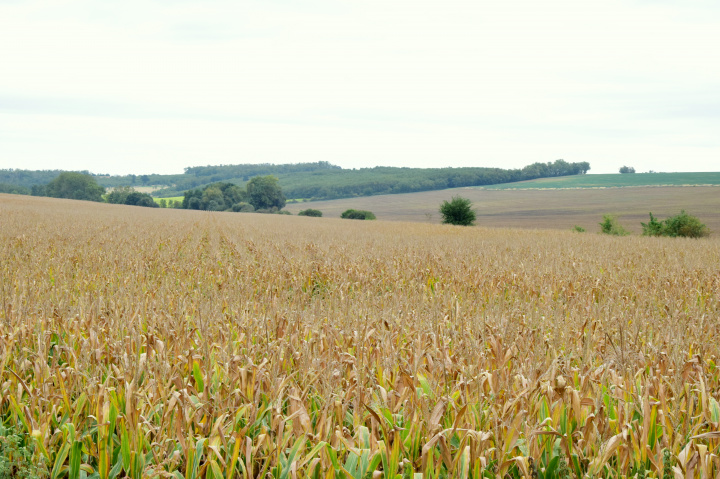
xmin=0 ymin=159 xmax=590 ymax=201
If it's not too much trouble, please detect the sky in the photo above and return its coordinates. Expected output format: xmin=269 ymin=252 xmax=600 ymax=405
xmin=1 ymin=0 xmax=719 ymax=176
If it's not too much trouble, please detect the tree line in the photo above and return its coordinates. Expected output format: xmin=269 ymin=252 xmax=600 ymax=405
xmin=20 ymin=171 xmax=288 ymax=213
xmin=1 ymin=160 xmax=590 ymax=202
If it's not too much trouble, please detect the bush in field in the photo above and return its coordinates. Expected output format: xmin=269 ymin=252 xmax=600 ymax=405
xmin=573 ymin=225 xmax=586 ymax=233
xmin=599 ymin=215 xmax=630 ymax=236
xmin=298 ymin=209 xmax=322 ymax=217
xmin=642 ymin=211 xmax=709 ymax=238
xmin=341 ymin=209 xmax=376 ymax=220
xmin=440 ymin=196 xmax=476 ymax=226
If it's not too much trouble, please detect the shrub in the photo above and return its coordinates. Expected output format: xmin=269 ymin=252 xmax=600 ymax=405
xmin=0 ymin=425 xmax=48 ymax=479
xmin=232 ymin=202 xmax=255 ymax=213
xmin=573 ymin=225 xmax=586 ymax=233
xmin=599 ymin=215 xmax=630 ymax=236
xmin=341 ymin=209 xmax=376 ymax=220
xmin=642 ymin=211 xmax=709 ymax=238
xmin=298 ymin=209 xmax=323 ymax=217
xmin=439 ymin=196 xmax=476 ymax=226
xmin=640 ymin=213 xmax=665 ymax=237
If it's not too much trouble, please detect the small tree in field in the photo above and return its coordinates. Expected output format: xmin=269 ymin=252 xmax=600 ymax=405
xmin=599 ymin=215 xmax=630 ymax=236
xmin=440 ymin=196 xmax=476 ymax=226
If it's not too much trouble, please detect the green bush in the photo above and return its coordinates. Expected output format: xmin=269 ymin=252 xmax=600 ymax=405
xmin=642 ymin=211 xmax=709 ymax=238
xmin=231 ymin=202 xmax=255 ymax=212
xmin=341 ymin=209 xmax=376 ymax=220
xmin=439 ymin=196 xmax=476 ymax=226
xmin=573 ymin=225 xmax=586 ymax=233
xmin=0 ymin=425 xmax=48 ymax=479
xmin=599 ymin=215 xmax=630 ymax=236
xmin=640 ymin=212 xmax=665 ymax=237
xmin=298 ymin=209 xmax=323 ymax=217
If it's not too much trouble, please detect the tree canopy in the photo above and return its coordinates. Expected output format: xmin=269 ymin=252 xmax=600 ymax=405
xmin=182 ymin=176 xmax=285 ymax=212
xmin=44 ymin=172 xmax=105 ymax=202
xmin=246 ymin=176 xmax=286 ymax=210
xmin=440 ymin=196 xmax=476 ymax=226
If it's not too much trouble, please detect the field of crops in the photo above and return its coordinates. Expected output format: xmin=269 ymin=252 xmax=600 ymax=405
xmin=2 ymin=194 xmax=720 ymax=478
xmin=481 ymin=173 xmax=720 ymax=190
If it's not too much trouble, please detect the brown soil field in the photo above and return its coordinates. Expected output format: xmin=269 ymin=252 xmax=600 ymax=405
xmin=285 ymin=186 xmax=720 ymax=234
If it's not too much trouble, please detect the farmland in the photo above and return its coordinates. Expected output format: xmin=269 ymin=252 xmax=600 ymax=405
xmin=1 ymin=194 xmax=720 ymax=478
xmin=285 ymin=186 xmax=720 ymax=234
xmin=481 ymin=172 xmax=720 ymax=190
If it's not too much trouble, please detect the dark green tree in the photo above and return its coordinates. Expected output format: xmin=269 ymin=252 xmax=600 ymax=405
xmin=45 ymin=172 xmax=105 ymax=202
xmin=124 ymin=191 xmax=158 ymax=207
xmin=439 ymin=196 xmax=476 ymax=226
xmin=246 ymin=175 xmax=286 ymax=210
xmin=619 ymin=166 xmax=636 ymax=174
xmin=106 ymin=185 xmax=134 ymax=204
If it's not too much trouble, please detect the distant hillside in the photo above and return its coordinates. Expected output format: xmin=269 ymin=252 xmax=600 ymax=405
xmin=480 ymin=172 xmax=720 ymax=189
xmin=0 ymin=159 xmax=591 ymax=201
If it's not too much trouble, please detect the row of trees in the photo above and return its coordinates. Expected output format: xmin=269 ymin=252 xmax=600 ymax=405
xmin=3 ymin=160 xmax=591 ymax=202
xmin=279 ymin=160 xmax=591 ymax=201
xmin=25 ymin=172 xmax=290 ymax=214
xmin=31 ymin=172 xmax=158 ymax=208
xmin=106 ymin=186 xmax=158 ymax=207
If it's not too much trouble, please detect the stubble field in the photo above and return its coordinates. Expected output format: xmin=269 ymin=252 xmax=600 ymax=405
xmin=1 ymin=194 xmax=720 ymax=478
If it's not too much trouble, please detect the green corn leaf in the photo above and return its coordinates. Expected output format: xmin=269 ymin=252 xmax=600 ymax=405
xmin=193 ymin=361 xmax=205 ymax=393
xmin=69 ymin=440 xmax=83 ymax=479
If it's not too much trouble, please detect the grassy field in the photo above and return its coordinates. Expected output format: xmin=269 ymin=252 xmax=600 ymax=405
xmin=286 ymin=185 xmax=720 ymax=234
xmin=481 ymin=172 xmax=720 ymax=190
xmin=1 ymin=194 xmax=720 ymax=478
xmin=153 ymin=195 xmax=184 ymax=205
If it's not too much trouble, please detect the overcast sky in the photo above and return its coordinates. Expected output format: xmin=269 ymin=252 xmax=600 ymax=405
xmin=1 ymin=0 xmax=719 ymax=175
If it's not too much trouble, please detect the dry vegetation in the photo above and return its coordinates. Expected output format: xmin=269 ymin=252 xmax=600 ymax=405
xmin=1 ymin=194 xmax=720 ymax=478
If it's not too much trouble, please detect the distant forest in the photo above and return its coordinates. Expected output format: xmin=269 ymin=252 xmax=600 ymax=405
xmin=0 ymin=160 xmax=590 ymax=201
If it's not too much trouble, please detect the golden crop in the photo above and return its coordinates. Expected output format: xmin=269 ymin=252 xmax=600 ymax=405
xmin=1 ymin=195 xmax=719 ymax=478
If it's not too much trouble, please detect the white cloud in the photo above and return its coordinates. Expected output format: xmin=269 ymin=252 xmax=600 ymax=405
xmin=1 ymin=0 xmax=719 ymax=174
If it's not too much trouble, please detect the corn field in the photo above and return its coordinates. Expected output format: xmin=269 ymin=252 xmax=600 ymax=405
xmin=1 ymin=195 xmax=720 ymax=478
